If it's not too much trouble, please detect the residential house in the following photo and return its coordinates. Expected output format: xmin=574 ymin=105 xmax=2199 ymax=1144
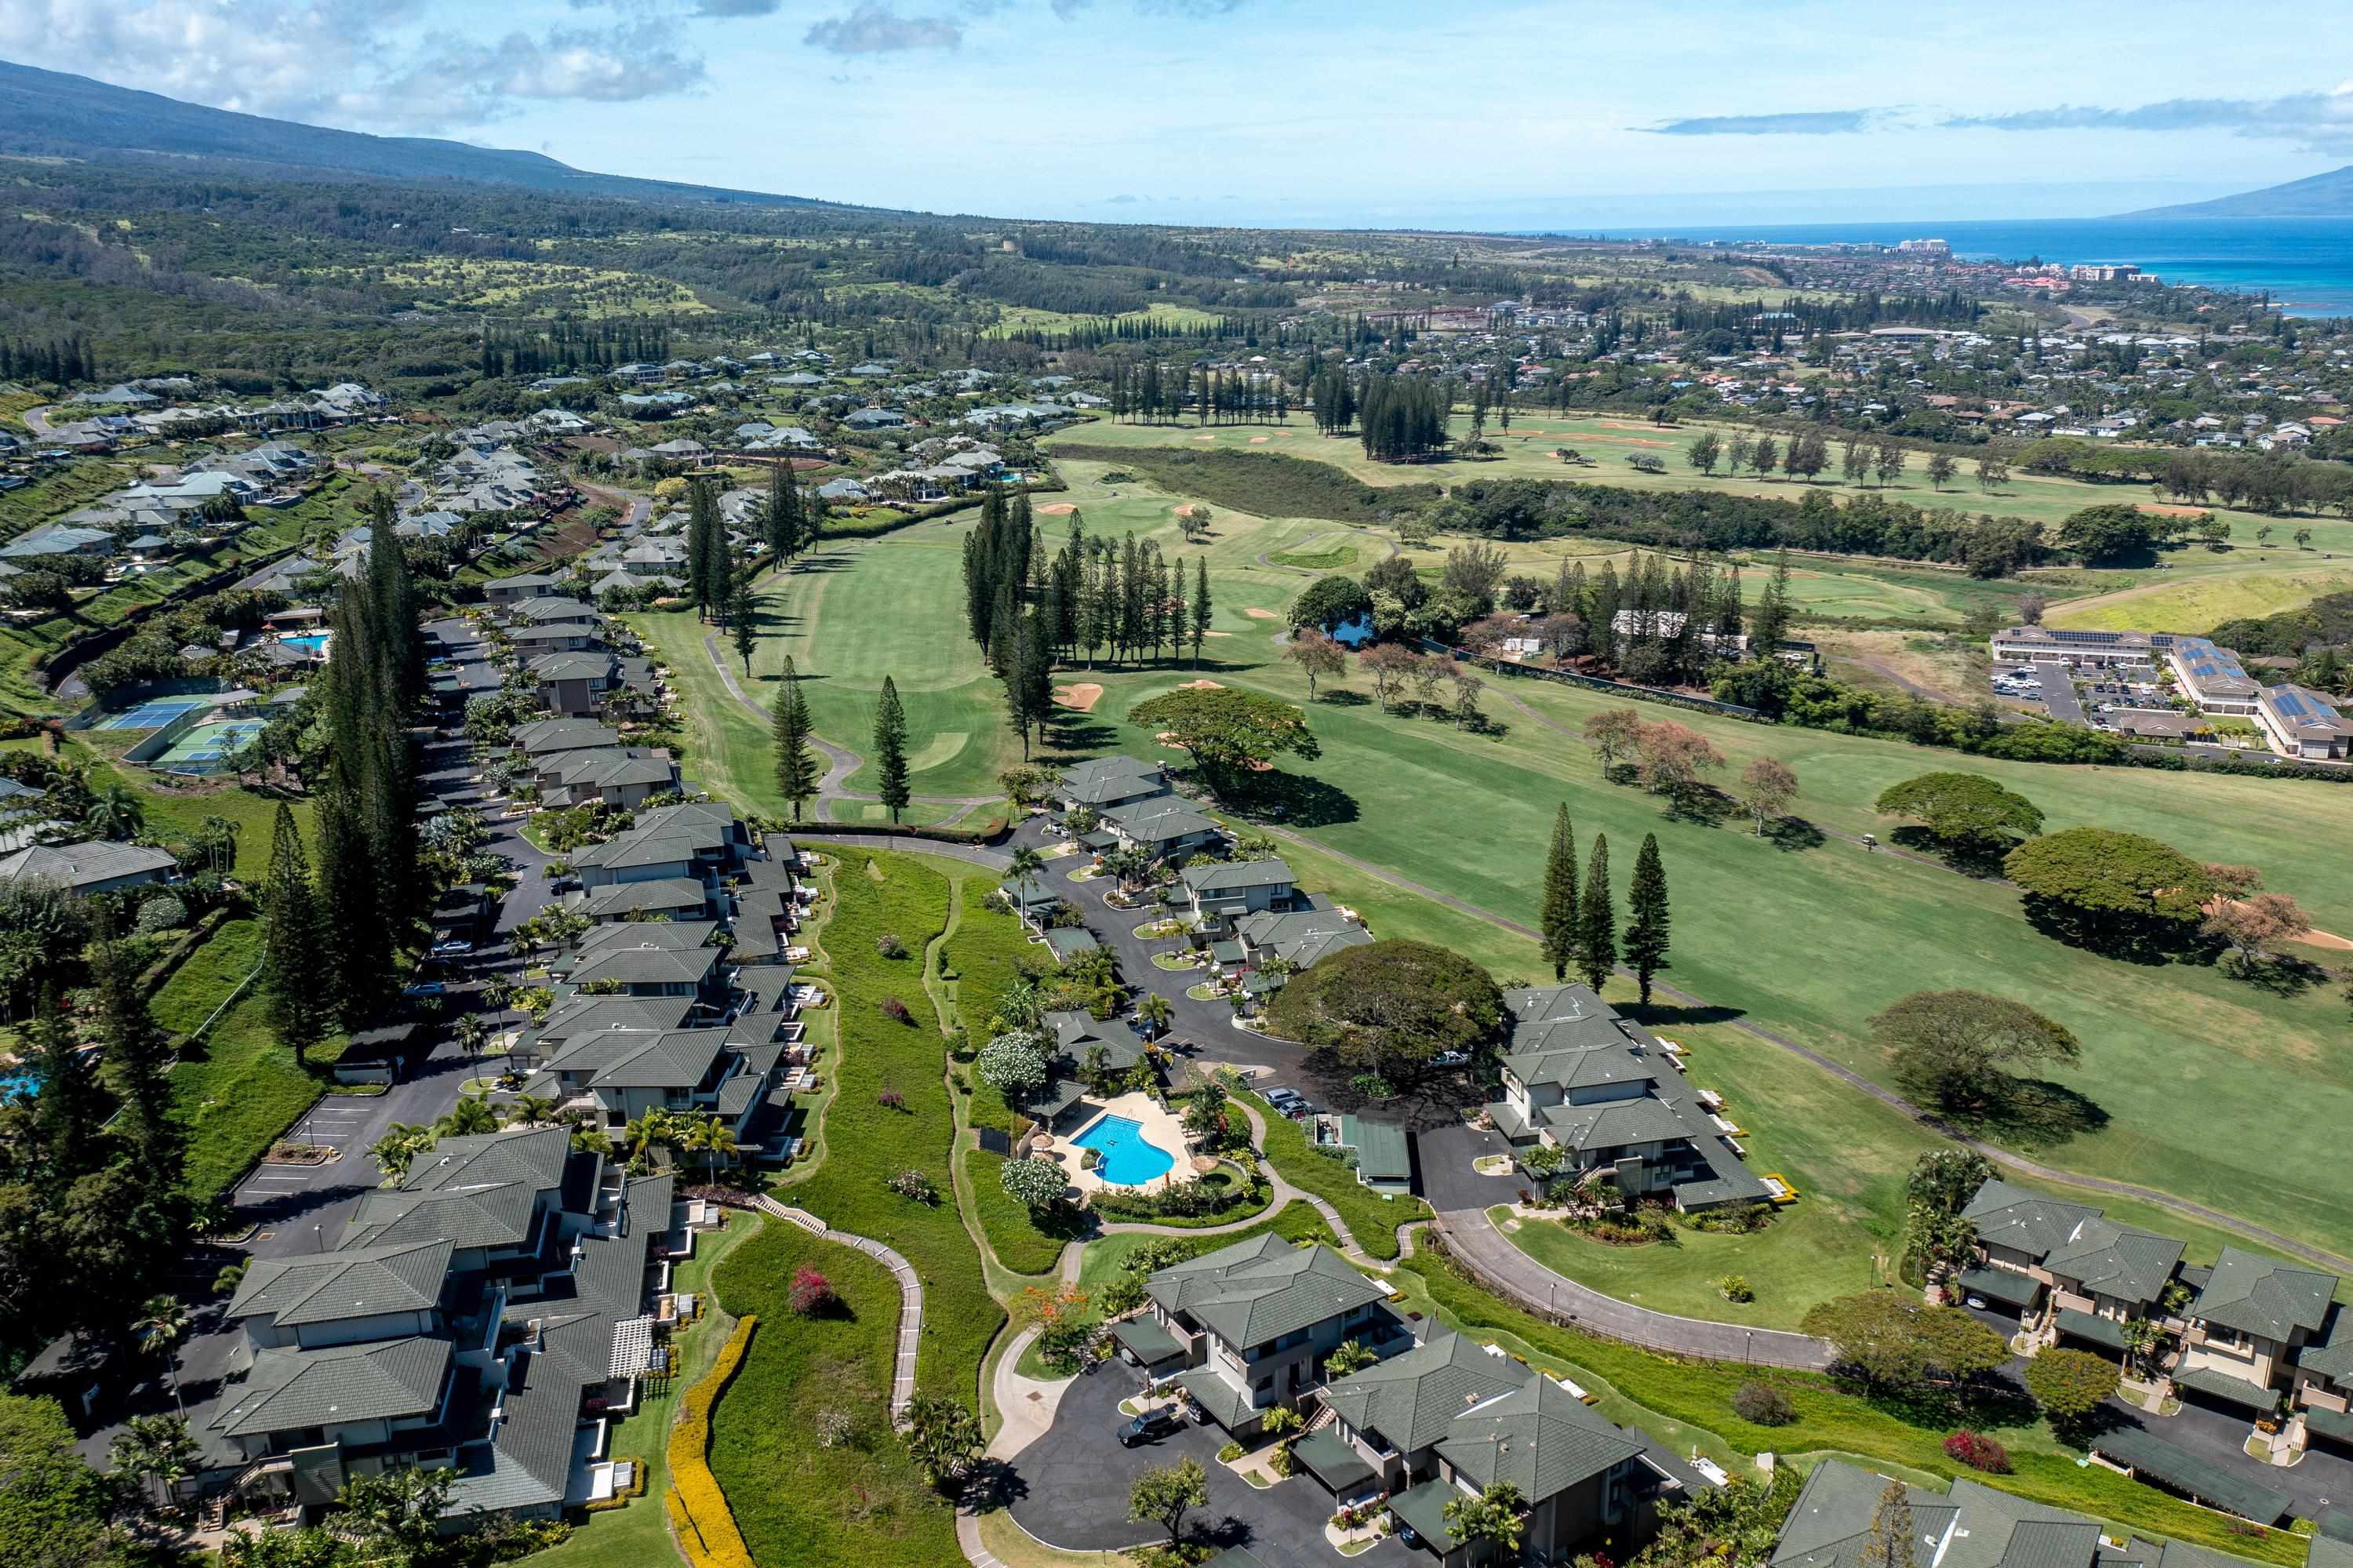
xmin=2173 ymin=1249 xmax=2337 ymax=1413
xmin=1318 ymin=1332 xmax=1675 ymax=1566
xmin=0 ymin=838 xmax=177 ymax=894
xmin=529 ymin=650 xmax=627 ymax=719
xmin=1021 ymin=1010 xmax=1154 ymax=1130
xmin=1058 ymin=755 xmax=1172 ymax=813
xmin=569 ymin=802 xmax=756 ymax=892
xmin=1101 ymin=796 xmax=1224 ymax=863
xmin=546 ymin=922 xmax=728 ymax=1006
xmin=1181 ymin=858 xmax=1297 ymax=929
xmin=1772 ymin=1460 xmax=2183 ymax=1568
xmin=486 ymin=573 xmax=569 ymax=609
xmin=536 ymin=748 xmax=678 ymax=811
xmin=1487 ymin=983 xmax=1771 ymax=1213
xmin=1110 ymin=1235 xmax=1407 ymax=1439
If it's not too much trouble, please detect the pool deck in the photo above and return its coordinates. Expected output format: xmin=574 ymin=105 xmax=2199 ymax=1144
xmin=1038 ymin=1091 xmax=1197 ymax=1196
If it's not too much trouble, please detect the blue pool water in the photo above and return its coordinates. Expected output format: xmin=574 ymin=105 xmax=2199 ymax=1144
xmin=0 ymin=1070 xmax=36 ymax=1103
xmin=279 ymin=634 xmax=331 ymax=656
xmin=1072 ymin=1113 xmax=1176 ymax=1186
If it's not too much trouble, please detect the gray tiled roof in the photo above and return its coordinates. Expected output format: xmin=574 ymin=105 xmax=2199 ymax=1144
xmin=2041 ymin=1218 xmax=2184 ymax=1307
xmin=1147 ymin=1235 xmax=1388 ymax=1348
xmin=1318 ymin=1330 xmax=1522 ymax=1453
xmin=227 ymin=1240 xmax=453 ymax=1328
xmin=345 ymin=1180 xmax=540 ymax=1252
xmin=1434 ymin=1373 xmax=1643 ymax=1503
xmin=2191 ymin=1247 xmax=2337 ymax=1341
xmin=212 ymin=1336 xmax=451 ymax=1438
xmin=1182 ymin=858 xmax=1294 ymax=894
xmin=0 ymin=839 xmax=177 ymax=890
xmin=1962 ymin=1180 xmax=2104 ymax=1263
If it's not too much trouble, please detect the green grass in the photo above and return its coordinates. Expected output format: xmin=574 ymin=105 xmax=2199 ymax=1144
xmin=964 ymin=1146 xmax=1083 ymax=1275
xmin=1267 ymin=545 xmax=1361 ymax=570
xmin=666 ymin=473 xmax=2353 ymax=1275
xmin=2046 ymin=561 xmax=2353 ymax=633
xmin=1234 ymin=1087 xmax=1427 ymax=1260
xmin=533 ymin=1211 xmax=766 ymax=1568
xmin=1399 ymin=1256 xmax=2304 ymax=1566
xmin=707 ymin=1218 xmax=953 ymax=1568
xmin=155 ymin=919 xmax=345 ymax=1204
xmin=775 ymin=850 xmax=1004 ymax=1402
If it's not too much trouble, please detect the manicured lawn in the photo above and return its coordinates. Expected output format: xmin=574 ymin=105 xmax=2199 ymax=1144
xmin=1398 ymin=1256 xmax=2304 ymax=1566
xmin=773 ymin=849 xmax=1005 ymax=1402
xmin=965 ymin=1145 xmax=1084 ymax=1275
xmin=156 ymin=919 xmax=346 ymax=1204
xmin=706 ymin=1215 xmax=956 ymax=1568
xmin=667 ymin=470 xmax=2353 ymax=1271
xmin=1234 ymin=1086 xmax=1427 ymax=1261
xmin=532 ymin=1211 xmax=766 ymax=1568
xmin=2046 ymin=559 xmax=2353 ymax=633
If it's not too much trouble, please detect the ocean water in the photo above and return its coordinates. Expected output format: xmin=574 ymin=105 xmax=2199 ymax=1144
xmin=1570 ymin=217 xmax=2353 ymax=318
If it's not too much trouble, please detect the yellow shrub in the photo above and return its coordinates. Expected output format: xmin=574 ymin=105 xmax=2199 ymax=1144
xmin=653 ymin=477 xmax=689 ymax=502
xmin=666 ymin=1315 xmax=758 ymax=1568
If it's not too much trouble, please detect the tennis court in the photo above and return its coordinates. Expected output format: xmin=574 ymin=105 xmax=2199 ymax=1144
xmin=154 ymin=719 xmax=267 ymax=774
xmin=102 ymin=695 xmax=215 ymax=730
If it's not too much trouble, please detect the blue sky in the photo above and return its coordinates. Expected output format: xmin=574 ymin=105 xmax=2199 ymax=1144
xmin=7 ymin=0 xmax=2353 ymax=226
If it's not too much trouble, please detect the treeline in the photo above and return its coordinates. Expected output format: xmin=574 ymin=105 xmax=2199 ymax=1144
xmin=1711 ymin=660 xmax=2132 ymax=765
xmin=1107 ymin=362 xmax=1289 ymax=423
xmin=478 ymin=318 xmax=675 ymax=378
xmin=2209 ymin=588 xmax=2353 ymax=657
xmin=2017 ymin=437 xmax=2353 ymax=517
xmin=1667 ymin=287 xmax=1983 ymax=338
xmin=1449 ymin=476 xmax=2050 ymax=577
xmin=1358 ymin=373 xmax=1453 ymax=462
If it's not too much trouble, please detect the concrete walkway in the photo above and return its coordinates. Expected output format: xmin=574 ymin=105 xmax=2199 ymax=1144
xmin=754 ymin=1196 xmax=922 ymax=1422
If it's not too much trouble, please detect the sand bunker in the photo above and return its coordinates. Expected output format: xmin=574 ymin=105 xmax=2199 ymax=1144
xmin=1054 ymin=682 xmax=1104 ymax=712
xmin=2137 ymin=504 xmax=2208 ymax=517
xmin=1173 ymin=504 xmax=1195 ymax=516
xmin=1243 ymin=607 xmax=1278 ymax=620
xmin=1179 ymin=679 xmax=1225 ymax=690
xmin=1194 ymin=434 xmax=1216 ymax=442
xmin=1037 ymin=502 xmax=1078 ymax=515
xmin=1201 ymin=630 xmax=1233 ymax=638
xmin=1248 ymin=436 xmax=1269 ymax=443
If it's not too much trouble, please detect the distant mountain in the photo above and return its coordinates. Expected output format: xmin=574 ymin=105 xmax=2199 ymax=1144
xmin=0 ymin=59 xmax=870 ymax=212
xmin=2125 ymin=166 xmax=2353 ymax=218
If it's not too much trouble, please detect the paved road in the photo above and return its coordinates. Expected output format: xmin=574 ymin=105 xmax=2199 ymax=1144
xmin=1001 ymin=1354 xmax=1412 ymax=1562
xmin=2039 ymin=671 xmax=2089 ymax=727
xmin=1418 ymin=1124 xmax=1836 ymax=1370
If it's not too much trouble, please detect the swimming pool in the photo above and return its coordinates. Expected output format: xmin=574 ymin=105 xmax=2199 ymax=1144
xmin=1071 ymin=1113 xmax=1176 ymax=1186
xmin=278 ymin=633 xmax=332 ymax=657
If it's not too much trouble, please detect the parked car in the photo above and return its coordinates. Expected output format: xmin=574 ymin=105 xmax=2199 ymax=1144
xmin=1263 ymin=1087 xmax=1303 ymax=1112
xmin=402 ymin=980 xmax=448 ymax=998
xmin=431 ymin=940 xmax=475 ymax=958
xmin=1118 ymin=1407 xmax=1185 ymax=1448
xmin=1431 ymin=1050 xmax=1471 ymax=1068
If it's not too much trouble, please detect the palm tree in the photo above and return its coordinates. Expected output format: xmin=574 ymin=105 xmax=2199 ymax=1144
xmin=1136 ymin=991 xmax=1173 ymax=1040
xmin=197 ymin=813 xmax=240 ymax=876
xmin=454 ymin=1012 xmax=489 ymax=1064
xmin=1007 ymin=846 xmax=1045 ymax=928
xmin=624 ymin=1108 xmax=681 ymax=1168
xmin=85 ymin=784 xmax=146 ymax=841
xmin=109 ymin=1413 xmax=198 ymax=1511
xmin=369 ymin=1122 xmax=433 ymax=1184
xmin=504 ymin=1094 xmax=558 ymax=1129
xmin=682 ymin=1114 xmax=735 ymax=1178
xmin=133 ymin=1294 xmax=189 ymax=1416
xmin=213 ymin=1258 xmax=251 ymax=1297
xmin=436 ymin=1096 xmax=500 ymax=1137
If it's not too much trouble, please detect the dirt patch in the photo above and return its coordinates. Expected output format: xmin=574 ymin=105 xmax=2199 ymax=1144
xmin=2137 ymin=504 xmax=2209 ymax=517
xmin=1193 ymin=434 xmax=1216 ymax=442
xmin=1248 ymin=435 xmax=1269 ymax=443
xmin=1053 ymin=682 xmax=1104 ymax=712
xmin=1037 ymin=502 xmax=1078 ymax=515
xmin=2208 ymin=897 xmax=2353 ymax=951
xmin=1201 ymin=630 xmax=1233 ymax=638
xmin=1243 ymin=607 xmax=1278 ymax=620
xmin=1179 ymin=678 xmax=1225 ymax=690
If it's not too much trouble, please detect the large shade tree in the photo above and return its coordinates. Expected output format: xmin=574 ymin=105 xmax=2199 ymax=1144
xmin=1799 ymin=1291 xmax=2010 ymax=1392
xmin=2004 ymin=828 xmax=2211 ymax=948
xmin=1266 ymin=938 xmax=1503 ymax=1080
xmin=1871 ymin=990 xmax=2082 ymax=1115
xmin=1875 ymin=773 xmax=2044 ymax=849
xmin=1127 ymin=686 xmax=1318 ymax=798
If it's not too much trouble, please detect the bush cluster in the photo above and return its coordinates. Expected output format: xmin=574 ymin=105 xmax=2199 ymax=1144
xmin=667 ymin=1315 xmax=760 ymax=1568
xmin=1943 ymin=1430 xmax=2011 ymax=1472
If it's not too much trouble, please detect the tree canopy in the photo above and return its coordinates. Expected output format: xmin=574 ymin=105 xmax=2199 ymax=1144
xmin=1290 ymin=573 xmax=1373 ymax=633
xmin=2023 ymin=1346 xmax=2121 ymax=1432
xmin=1265 ymin=938 xmax=1503 ymax=1079
xmin=1799 ymin=1291 xmax=2011 ymax=1390
xmin=1871 ymin=990 xmax=2082 ymax=1116
xmin=1874 ymin=773 xmax=2044 ymax=846
xmin=2003 ymin=827 xmax=2211 ymax=940
xmin=1127 ymin=686 xmax=1318 ymax=796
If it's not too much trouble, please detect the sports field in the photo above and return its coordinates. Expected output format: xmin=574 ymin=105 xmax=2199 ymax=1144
xmin=652 ymin=462 xmax=2353 ymax=1277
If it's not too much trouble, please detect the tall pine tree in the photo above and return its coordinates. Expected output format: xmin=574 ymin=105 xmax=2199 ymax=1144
xmin=771 ymin=656 xmax=820 ymax=821
xmin=874 ymin=675 xmax=911 ymax=824
xmin=1190 ymin=558 xmax=1212 ymax=668
xmin=260 ymin=802 xmax=331 ymax=1069
xmin=1574 ymin=833 xmax=1616 ymax=992
xmin=1539 ymin=804 xmax=1578 ymax=981
xmin=1624 ymin=833 xmax=1671 ymax=1006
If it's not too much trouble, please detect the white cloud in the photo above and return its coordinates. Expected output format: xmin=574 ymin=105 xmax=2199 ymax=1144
xmin=0 ymin=1 xmax=704 ymax=134
xmin=803 ymin=2 xmax=964 ymax=53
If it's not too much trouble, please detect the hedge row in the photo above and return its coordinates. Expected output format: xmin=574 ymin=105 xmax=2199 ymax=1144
xmin=666 ymin=1314 xmax=759 ymax=1568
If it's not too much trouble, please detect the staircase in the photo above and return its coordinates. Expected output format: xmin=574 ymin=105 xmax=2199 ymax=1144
xmin=1304 ymin=1398 xmax=1339 ymax=1434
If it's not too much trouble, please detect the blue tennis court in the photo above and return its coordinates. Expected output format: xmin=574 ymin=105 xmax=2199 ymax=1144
xmin=155 ymin=719 xmax=267 ymax=773
xmin=103 ymin=695 xmax=213 ymax=730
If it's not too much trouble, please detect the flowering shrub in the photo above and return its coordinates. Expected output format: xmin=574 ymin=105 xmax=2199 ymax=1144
xmin=787 ymin=1266 xmax=835 ymax=1316
xmin=877 ymin=1089 xmax=905 ymax=1110
xmin=1944 ymin=1430 xmax=2010 ymax=1472
xmin=880 ymin=995 xmax=912 ymax=1024
xmin=875 ymin=933 xmax=908 ymax=959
